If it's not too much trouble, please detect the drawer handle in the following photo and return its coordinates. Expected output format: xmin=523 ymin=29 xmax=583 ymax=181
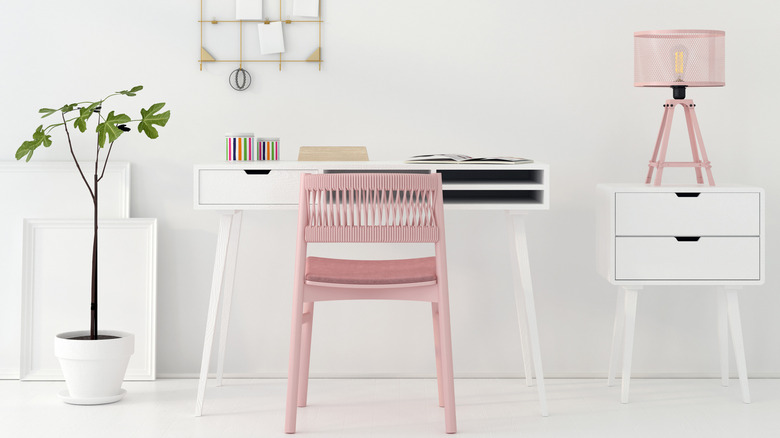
xmin=244 ymin=169 xmax=272 ymax=175
xmin=674 ymin=236 xmax=701 ymax=242
xmin=675 ymin=192 xmax=700 ymax=198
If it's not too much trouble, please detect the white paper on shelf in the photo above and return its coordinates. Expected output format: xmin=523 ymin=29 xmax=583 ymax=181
xmin=292 ymin=0 xmax=319 ymax=17
xmin=258 ymin=21 xmax=286 ymax=54
xmin=236 ymin=0 xmax=263 ymax=20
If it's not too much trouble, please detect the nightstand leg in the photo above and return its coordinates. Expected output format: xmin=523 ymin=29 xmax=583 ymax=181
xmin=717 ymin=289 xmax=729 ymax=387
xmin=621 ymin=287 xmax=639 ymax=404
xmin=725 ymin=289 xmax=751 ymax=403
xmin=507 ymin=212 xmax=548 ymax=416
xmin=607 ymin=288 xmax=625 ymax=387
xmin=216 ymin=210 xmax=243 ymax=386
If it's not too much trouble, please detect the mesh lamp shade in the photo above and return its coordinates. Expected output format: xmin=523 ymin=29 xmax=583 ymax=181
xmin=634 ymin=30 xmax=725 ymax=88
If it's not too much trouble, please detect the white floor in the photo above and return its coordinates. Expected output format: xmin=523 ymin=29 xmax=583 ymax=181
xmin=2 ymin=378 xmax=779 ymax=437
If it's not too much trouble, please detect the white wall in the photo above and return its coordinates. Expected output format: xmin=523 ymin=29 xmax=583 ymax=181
xmin=2 ymin=0 xmax=779 ymax=378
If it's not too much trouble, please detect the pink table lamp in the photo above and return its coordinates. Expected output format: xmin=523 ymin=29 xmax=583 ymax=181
xmin=634 ymin=30 xmax=725 ymax=186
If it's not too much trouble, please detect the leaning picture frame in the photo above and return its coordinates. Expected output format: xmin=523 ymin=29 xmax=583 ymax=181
xmin=20 ymin=218 xmax=157 ymax=381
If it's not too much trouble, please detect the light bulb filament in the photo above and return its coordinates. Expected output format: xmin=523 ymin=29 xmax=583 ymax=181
xmin=675 ymin=51 xmax=684 ymax=75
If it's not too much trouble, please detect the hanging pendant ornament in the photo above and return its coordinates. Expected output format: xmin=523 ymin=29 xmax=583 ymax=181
xmin=229 ymin=68 xmax=252 ymax=91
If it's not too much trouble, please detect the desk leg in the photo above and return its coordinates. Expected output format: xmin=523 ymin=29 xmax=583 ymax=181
xmin=216 ymin=211 xmax=243 ymax=386
xmin=196 ymin=210 xmax=242 ymax=416
xmin=717 ymin=288 xmax=729 ymax=387
xmin=725 ymin=288 xmax=751 ymax=403
xmin=620 ymin=287 xmax=639 ymax=404
xmin=506 ymin=212 xmax=548 ymax=417
xmin=607 ymin=287 xmax=625 ymax=387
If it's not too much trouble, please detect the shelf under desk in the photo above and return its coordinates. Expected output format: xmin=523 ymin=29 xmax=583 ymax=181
xmin=194 ymin=161 xmax=549 ymax=211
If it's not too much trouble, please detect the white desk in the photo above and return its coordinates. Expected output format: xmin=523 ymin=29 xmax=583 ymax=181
xmin=193 ymin=161 xmax=550 ymax=416
xmin=597 ymin=183 xmax=765 ymax=404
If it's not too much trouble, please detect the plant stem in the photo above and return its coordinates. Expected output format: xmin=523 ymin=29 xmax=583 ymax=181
xmin=90 ymin=128 xmax=101 ymax=340
xmin=98 ymin=141 xmax=115 ymax=182
xmin=62 ymin=113 xmax=94 ymax=199
xmin=90 ymin=171 xmax=98 ymax=340
xmin=89 ymin=126 xmax=103 ymax=339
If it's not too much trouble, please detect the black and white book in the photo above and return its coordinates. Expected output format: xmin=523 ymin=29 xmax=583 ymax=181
xmin=405 ymin=154 xmax=533 ymax=164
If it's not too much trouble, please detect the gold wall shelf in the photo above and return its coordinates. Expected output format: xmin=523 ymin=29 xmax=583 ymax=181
xmin=199 ymin=0 xmax=323 ymax=74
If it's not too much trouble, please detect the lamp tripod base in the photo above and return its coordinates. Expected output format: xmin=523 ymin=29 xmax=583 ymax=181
xmin=646 ymin=99 xmax=715 ymax=186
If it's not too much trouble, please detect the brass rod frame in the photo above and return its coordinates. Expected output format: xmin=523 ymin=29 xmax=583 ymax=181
xmin=199 ymin=0 xmax=203 ymax=70
xmin=198 ymin=0 xmax=322 ymax=72
xmin=279 ymin=0 xmax=282 ymax=71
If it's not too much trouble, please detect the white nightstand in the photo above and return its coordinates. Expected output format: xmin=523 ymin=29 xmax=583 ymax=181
xmin=597 ymin=183 xmax=764 ymax=404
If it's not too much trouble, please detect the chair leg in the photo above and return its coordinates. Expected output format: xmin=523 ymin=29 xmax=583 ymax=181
xmin=607 ymin=287 xmax=625 ymax=387
xmin=725 ymin=289 xmax=751 ymax=403
xmin=431 ymin=303 xmax=444 ymax=407
xmin=297 ymin=302 xmax=315 ymax=407
xmin=717 ymin=289 xmax=730 ymax=387
xmin=437 ymin=292 xmax=457 ymax=434
xmin=285 ymin=287 xmax=306 ymax=433
xmin=620 ymin=287 xmax=638 ymax=404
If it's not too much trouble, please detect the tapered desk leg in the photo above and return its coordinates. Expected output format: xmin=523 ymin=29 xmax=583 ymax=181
xmin=607 ymin=288 xmax=625 ymax=387
xmin=620 ymin=287 xmax=639 ymax=404
xmin=506 ymin=214 xmax=533 ymax=387
xmin=506 ymin=212 xmax=548 ymax=417
xmin=196 ymin=210 xmax=242 ymax=416
xmin=216 ymin=211 xmax=243 ymax=386
xmin=717 ymin=288 xmax=729 ymax=387
xmin=725 ymin=288 xmax=751 ymax=403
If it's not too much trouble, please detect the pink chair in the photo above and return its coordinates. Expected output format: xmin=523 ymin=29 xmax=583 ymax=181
xmin=285 ymin=173 xmax=456 ymax=434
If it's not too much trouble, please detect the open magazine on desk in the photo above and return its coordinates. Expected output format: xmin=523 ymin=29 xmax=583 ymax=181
xmin=405 ymin=154 xmax=534 ymax=164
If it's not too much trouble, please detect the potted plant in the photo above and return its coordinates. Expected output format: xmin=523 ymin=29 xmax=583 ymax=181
xmin=15 ymin=85 xmax=170 ymax=404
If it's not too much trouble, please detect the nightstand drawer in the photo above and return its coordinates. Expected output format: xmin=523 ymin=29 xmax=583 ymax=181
xmin=198 ymin=169 xmax=315 ymax=206
xmin=615 ymin=236 xmax=760 ymax=281
xmin=615 ymin=192 xmax=759 ymax=236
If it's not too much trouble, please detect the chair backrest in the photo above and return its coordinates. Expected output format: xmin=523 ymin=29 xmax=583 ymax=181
xmin=300 ymin=173 xmax=444 ymax=243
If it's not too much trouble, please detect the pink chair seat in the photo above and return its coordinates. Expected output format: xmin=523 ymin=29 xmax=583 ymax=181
xmin=305 ymin=256 xmax=436 ymax=285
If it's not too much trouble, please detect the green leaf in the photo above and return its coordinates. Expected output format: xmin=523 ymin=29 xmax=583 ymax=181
xmin=38 ymin=108 xmax=57 ymax=118
xmin=15 ymin=125 xmax=52 ymax=161
xmin=95 ymin=111 xmax=131 ymax=147
xmin=73 ymin=102 xmax=100 ymax=133
xmin=57 ymin=103 xmax=78 ymax=114
xmin=137 ymin=102 xmax=170 ymax=139
xmin=117 ymin=85 xmax=143 ymax=97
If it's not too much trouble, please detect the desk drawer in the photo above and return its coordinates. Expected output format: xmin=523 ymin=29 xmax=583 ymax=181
xmin=615 ymin=192 xmax=759 ymax=236
xmin=615 ymin=236 xmax=760 ymax=281
xmin=198 ymin=169 xmax=315 ymax=206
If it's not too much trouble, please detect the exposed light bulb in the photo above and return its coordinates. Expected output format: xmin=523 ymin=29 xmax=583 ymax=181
xmin=672 ymin=44 xmax=688 ymax=82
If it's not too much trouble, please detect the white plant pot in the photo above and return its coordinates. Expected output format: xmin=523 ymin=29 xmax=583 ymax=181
xmin=54 ymin=330 xmax=134 ymax=405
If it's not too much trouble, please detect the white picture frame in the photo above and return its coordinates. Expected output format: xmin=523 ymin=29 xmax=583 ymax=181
xmin=20 ymin=219 xmax=156 ymax=381
xmin=0 ymin=162 xmax=130 ymax=379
